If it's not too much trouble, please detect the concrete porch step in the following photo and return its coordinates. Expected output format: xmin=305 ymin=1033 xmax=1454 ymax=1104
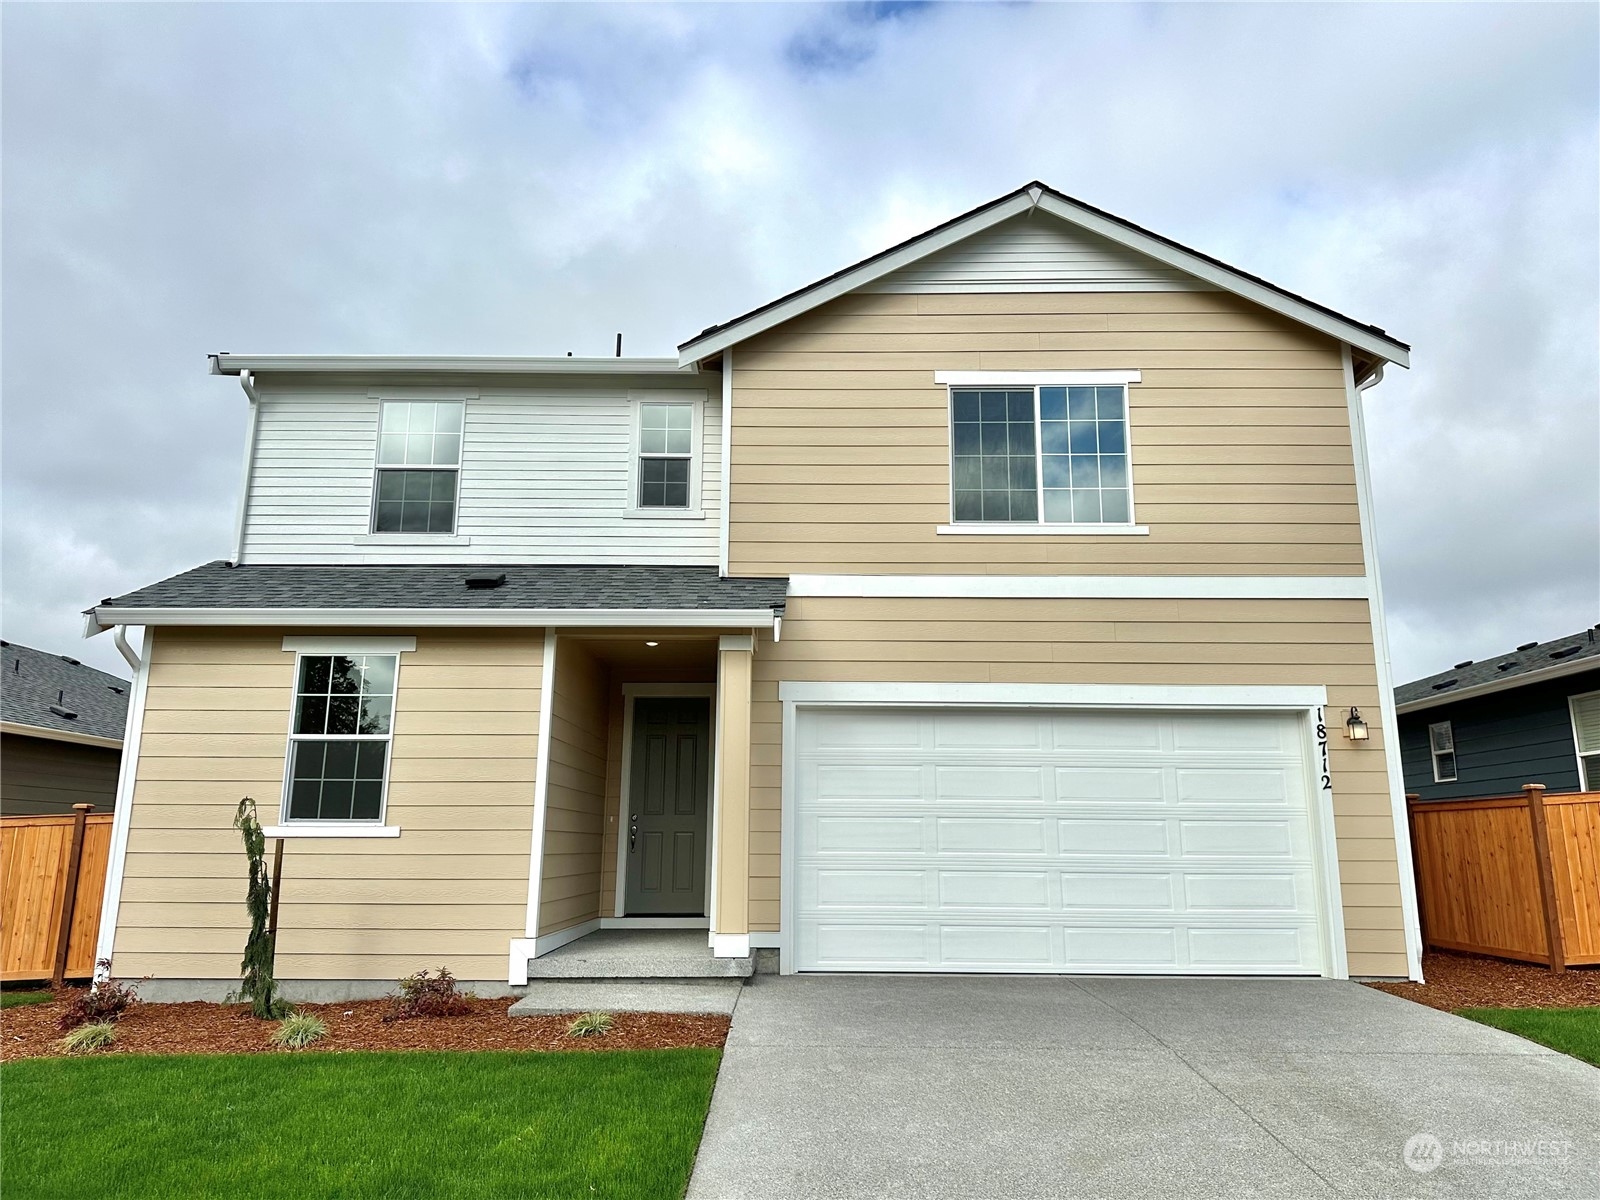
xmin=527 ymin=930 xmax=753 ymax=980
xmin=509 ymin=979 xmax=744 ymax=1017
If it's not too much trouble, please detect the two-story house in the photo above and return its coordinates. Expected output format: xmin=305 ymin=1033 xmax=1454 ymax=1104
xmin=84 ymin=182 xmax=1422 ymax=992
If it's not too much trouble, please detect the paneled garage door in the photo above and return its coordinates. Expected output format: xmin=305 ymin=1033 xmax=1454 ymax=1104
xmin=793 ymin=707 xmax=1329 ymax=974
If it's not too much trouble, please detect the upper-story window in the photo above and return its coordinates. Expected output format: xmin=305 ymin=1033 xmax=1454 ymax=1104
xmin=635 ymin=400 xmax=695 ymax=510
xmin=373 ymin=400 xmax=464 ymax=534
xmin=1428 ymin=721 xmax=1457 ymax=783
xmin=947 ymin=381 xmax=1135 ymax=527
xmin=1570 ymin=692 xmax=1600 ymax=790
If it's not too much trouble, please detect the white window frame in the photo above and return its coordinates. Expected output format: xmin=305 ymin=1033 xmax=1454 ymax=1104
xmin=1568 ymin=690 xmax=1600 ymax=791
xmin=1428 ymin=720 xmax=1457 ymax=784
xmin=626 ymin=391 xmax=704 ymax=518
xmin=368 ymin=395 xmax=468 ymax=539
xmin=273 ymin=640 xmax=413 ymax=838
xmin=933 ymin=370 xmax=1148 ymax=536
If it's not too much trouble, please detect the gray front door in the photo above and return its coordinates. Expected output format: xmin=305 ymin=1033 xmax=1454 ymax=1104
xmin=624 ymin=697 xmax=711 ymax=915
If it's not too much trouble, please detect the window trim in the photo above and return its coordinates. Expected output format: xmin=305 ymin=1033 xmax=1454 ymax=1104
xmin=626 ymin=391 xmax=705 ymax=518
xmin=1428 ymin=720 xmax=1457 ymax=784
xmin=1568 ymin=689 xmax=1600 ymax=791
xmin=278 ymin=649 xmax=407 ymax=833
xmin=942 ymin=375 xmax=1142 ymax=531
xmin=369 ymin=396 xmax=468 ymax=537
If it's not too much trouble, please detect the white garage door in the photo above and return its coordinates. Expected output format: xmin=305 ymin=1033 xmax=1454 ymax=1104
xmin=793 ymin=707 xmax=1328 ymax=974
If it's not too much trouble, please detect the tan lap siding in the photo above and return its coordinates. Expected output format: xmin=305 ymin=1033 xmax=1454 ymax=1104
xmin=116 ymin=627 xmax=543 ymax=982
xmin=538 ymin=640 xmax=609 ymax=935
xmin=730 ymin=290 xmax=1362 ymax=576
xmin=748 ymin=597 xmax=1410 ymax=979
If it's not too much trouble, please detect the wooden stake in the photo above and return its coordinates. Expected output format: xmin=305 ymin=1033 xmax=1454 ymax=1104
xmin=51 ymin=804 xmax=95 ymax=988
xmin=267 ymin=837 xmax=284 ymax=966
xmin=1524 ymin=784 xmax=1566 ymax=973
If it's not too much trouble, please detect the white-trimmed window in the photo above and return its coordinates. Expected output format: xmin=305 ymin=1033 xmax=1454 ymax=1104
xmin=948 ymin=383 xmax=1134 ymax=526
xmin=372 ymin=400 xmax=464 ymax=534
xmin=1570 ymin=691 xmax=1600 ymax=790
xmin=1428 ymin=721 xmax=1457 ymax=784
xmin=633 ymin=399 xmax=697 ymax=510
xmin=283 ymin=654 xmax=397 ymax=823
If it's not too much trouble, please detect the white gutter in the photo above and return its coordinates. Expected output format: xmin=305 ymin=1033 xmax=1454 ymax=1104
xmin=90 ymin=606 xmax=780 ymax=630
xmin=210 ymin=354 xmax=697 ymax=377
xmin=1396 ymin=653 xmax=1600 ymax=714
xmin=231 ymin=370 xmax=263 ymax=564
xmin=0 ymin=721 xmax=123 ymax=751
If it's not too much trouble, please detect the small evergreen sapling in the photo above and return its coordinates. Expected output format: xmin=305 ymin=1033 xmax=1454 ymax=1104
xmin=233 ymin=796 xmax=285 ymax=1018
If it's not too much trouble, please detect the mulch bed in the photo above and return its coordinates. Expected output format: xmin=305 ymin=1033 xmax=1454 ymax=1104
xmin=0 ymin=993 xmax=728 ymax=1063
xmin=1365 ymin=950 xmax=1600 ymax=1012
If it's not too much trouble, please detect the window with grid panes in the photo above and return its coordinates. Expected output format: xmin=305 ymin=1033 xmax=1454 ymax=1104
xmin=284 ymin=654 xmax=397 ymax=823
xmin=637 ymin=402 xmax=693 ymax=508
xmin=372 ymin=401 xmax=463 ymax=533
xmin=950 ymin=385 xmax=1132 ymax=524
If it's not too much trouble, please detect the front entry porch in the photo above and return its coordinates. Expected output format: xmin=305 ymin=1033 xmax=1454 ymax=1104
xmin=508 ymin=629 xmax=757 ymax=987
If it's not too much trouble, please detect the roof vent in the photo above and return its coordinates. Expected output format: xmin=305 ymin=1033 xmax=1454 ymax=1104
xmin=1453 ymin=660 xmax=1473 ymax=669
xmin=1431 ymin=679 xmax=1458 ymax=690
xmin=59 ymin=655 xmax=80 ymax=666
xmin=1517 ymin=641 xmax=1538 ymax=651
xmin=0 ymin=639 xmax=8 ymax=647
xmin=1549 ymin=646 xmax=1580 ymax=659
xmin=49 ymin=704 xmax=78 ymax=720
xmin=1497 ymin=662 xmax=1517 ymax=671
xmin=464 ymin=573 xmax=507 ymax=590
xmin=107 ymin=684 xmax=126 ymax=695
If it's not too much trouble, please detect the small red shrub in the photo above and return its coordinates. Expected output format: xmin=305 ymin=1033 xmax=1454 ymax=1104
xmin=58 ymin=959 xmax=140 ymax=1032
xmin=386 ymin=966 xmax=473 ymax=1021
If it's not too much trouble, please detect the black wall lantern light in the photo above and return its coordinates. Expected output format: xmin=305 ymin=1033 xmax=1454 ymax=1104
xmin=1345 ymin=707 xmax=1369 ymax=741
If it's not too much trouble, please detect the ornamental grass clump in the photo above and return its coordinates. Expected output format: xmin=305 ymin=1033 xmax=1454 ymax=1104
xmin=387 ymin=967 xmax=474 ymax=1021
xmin=57 ymin=960 xmax=139 ymax=1032
xmin=271 ymin=1011 xmax=328 ymax=1049
xmin=58 ymin=1021 xmax=117 ymax=1054
xmin=565 ymin=1011 xmax=614 ymax=1038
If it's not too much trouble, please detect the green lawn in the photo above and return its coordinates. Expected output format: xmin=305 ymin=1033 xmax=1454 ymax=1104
xmin=0 ymin=989 xmax=54 ymax=1009
xmin=1459 ymin=1007 xmax=1600 ymax=1066
xmin=3 ymin=1048 xmax=721 ymax=1199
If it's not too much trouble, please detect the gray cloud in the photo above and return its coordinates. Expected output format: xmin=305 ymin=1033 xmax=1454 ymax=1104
xmin=3 ymin=2 xmax=1595 ymax=681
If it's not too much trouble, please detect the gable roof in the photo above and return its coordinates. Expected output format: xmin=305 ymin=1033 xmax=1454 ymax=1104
xmin=678 ymin=181 xmax=1410 ymax=371
xmin=1395 ymin=626 xmax=1600 ymax=714
xmin=1 ymin=639 xmax=130 ymax=746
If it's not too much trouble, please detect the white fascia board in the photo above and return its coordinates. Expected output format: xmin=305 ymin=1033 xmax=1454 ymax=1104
xmin=934 ymin=370 xmax=1142 ymax=386
xmin=211 ymin=354 xmax=696 ymax=377
xmin=779 ymin=681 xmax=1329 ymax=709
xmin=281 ymin=636 xmax=418 ymax=654
xmin=0 ymin=721 xmax=123 ymax=751
xmin=1033 ymin=194 xmax=1410 ymax=368
xmin=1395 ymin=655 xmax=1600 ymax=715
xmin=787 ymin=574 xmax=1370 ymax=600
xmin=93 ymin=607 xmax=778 ymax=630
xmin=676 ymin=194 xmax=1035 ymax=365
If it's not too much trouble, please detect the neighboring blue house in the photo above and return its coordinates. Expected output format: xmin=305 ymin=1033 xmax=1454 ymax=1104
xmin=1395 ymin=626 xmax=1600 ymax=802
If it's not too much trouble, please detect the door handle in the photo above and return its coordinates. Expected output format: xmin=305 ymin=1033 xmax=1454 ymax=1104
xmin=629 ymin=813 xmax=638 ymax=853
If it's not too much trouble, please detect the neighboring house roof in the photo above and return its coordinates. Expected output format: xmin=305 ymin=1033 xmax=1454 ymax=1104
xmin=1 ymin=639 xmax=130 ymax=746
xmin=208 ymin=355 xmax=697 ymax=378
xmin=88 ymin=562 xmax=789 ymax=629
xmin=677 ymin=180 xmax=1411 ymax=371
xmin=1395 ymin=626 xmax=1600 ymax=714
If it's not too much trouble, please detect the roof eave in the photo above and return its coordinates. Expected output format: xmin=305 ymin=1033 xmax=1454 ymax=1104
xmin=210 ymin=354 xmax=698 ymax=378
xmin=1395 ymin=655 xmax=1600 ymax=714
xmin=90 ymin=606 xmax=779 ymax=630
xmin=0 ymin=720 xmax=123 ymax=751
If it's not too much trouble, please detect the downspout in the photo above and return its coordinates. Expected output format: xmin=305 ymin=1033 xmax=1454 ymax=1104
xmin=230 ymin=369 xmax=263 ymax=565
xmin=113 ymin=624 xmax=141 ymax=673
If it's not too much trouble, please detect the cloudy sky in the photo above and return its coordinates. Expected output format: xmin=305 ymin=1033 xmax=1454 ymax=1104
xmin=3 ymin=2 xmax=1596 ymax=682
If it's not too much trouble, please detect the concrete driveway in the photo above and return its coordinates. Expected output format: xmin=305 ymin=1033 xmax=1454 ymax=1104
xmin=687 ymin=975 xmax=1598 ymax=1199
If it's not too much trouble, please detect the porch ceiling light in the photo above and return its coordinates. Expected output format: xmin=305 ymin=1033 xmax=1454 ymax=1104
xmin=1344 ymin=707 xmax=1369 ymax=742
xmin=645 ymin=641 xmax=659 ymax=647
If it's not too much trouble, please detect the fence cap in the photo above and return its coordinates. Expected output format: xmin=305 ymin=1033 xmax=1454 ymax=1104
xmin=70 ymin=803 xmax=96 ymax=811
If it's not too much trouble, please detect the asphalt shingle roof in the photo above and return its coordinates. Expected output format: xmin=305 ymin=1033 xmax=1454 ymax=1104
xmin=1 ymin=640 xmax=131 ymax=743
xmin=95 ymin=561 xmax=789 ymax=615
xmin=1395 ymin=626 xmax=1600 ymax=708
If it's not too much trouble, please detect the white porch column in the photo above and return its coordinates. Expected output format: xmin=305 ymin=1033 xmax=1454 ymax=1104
xmin=710 ymin=634 xmax=753 ymax=957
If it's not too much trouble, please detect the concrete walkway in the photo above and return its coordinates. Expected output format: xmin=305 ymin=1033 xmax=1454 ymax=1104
xmin=687 ymin=975 xmax=1599 ymax=1199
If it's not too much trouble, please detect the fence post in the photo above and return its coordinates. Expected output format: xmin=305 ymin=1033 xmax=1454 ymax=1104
xmin=1523 ymin=783 xmax=1567 ymax=973
xmin=50 ymin=804 xmax=96 ymax=988
xmin=1405 ymin=794 xmax=1427 ymax=950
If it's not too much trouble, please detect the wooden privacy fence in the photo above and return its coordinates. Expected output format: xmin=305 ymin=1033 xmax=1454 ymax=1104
xmin=1 ymin=807 xmax=113 ymax=983
xmin=1408 ymin=785 xmax=1600 ymax=971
